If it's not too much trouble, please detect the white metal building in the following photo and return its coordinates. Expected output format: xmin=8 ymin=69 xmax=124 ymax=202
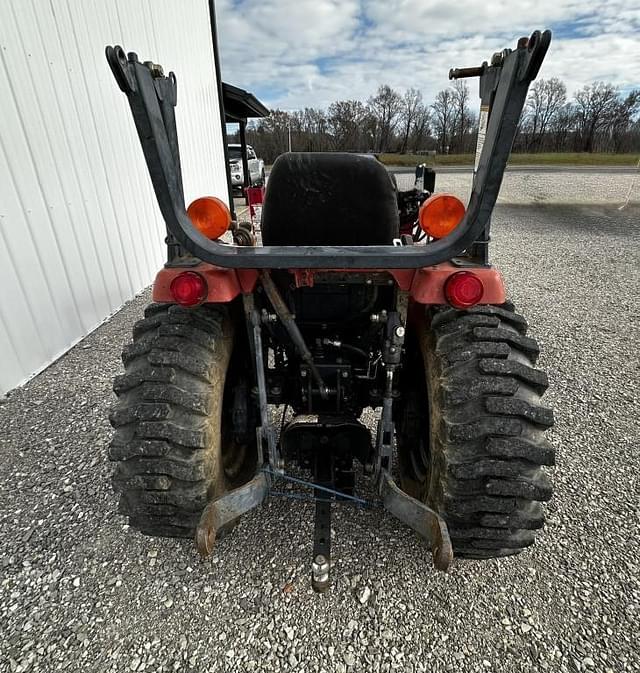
xmin=0 ymin=0 xmax=229 ymax=395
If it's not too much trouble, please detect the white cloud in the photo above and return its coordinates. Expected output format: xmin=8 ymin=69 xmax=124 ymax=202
xmin=215 ymin=0 xmax=640 ymax=110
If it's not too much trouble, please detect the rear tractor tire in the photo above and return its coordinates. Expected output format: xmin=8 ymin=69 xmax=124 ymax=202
xmin=397 ymin=302 xmax=555 ymax=558
xmin=109 ymin=303 xmax=257 ymax=538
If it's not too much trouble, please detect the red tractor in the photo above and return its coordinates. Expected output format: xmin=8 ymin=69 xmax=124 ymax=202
xmin=106 ymin=30 xmax=554 ymax=591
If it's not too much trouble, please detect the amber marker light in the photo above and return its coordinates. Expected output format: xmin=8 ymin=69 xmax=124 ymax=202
xmin=186 ymin=196 xmax=231 ymax=240
xmin=418 ymin=193 xmax=466 ymax=239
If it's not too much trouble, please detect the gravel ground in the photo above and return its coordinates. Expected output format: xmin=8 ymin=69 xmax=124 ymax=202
xmin=393 ymin=169 xmax=640 ymax=205
xmin=1 ymin=200 xmax=639 ymax=673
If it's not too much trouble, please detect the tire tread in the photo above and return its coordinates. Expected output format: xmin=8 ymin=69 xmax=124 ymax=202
xmin=109 ymin=303 xmax=231 ymax=537
xmin=402 ymin=302 xmax=554 ymax=559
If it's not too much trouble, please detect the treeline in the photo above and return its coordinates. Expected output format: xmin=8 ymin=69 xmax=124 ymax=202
xmin=229 ymin=79 xmax=640 ymax=163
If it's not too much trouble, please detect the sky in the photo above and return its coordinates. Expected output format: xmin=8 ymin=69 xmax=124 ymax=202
xmin=215 ymin=0 xmax=640 ymax=111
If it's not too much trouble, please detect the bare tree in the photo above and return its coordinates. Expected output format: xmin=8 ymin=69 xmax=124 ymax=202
xmin=608 ymin=89 xmax=640 ymax=152
xmin=548 ymin=103 xmax=576 ymax=151
xmin=399 ymin=88 xmax=423 ymax=154
xmin=451 ymin=81 xmax=474 ymax=153
xmin=431 ymin=88 xmax=456 ymax=154
xmin=289 ymin=109 xmax=304 ymax=151
xmin=368 ymin=85 xmax=402 ymax=153
xmin=247 ymin=75 xmax=639 ymax=162
xmin=247 ymin=109 xmax=292 ymax=162
xmin=524 ymin=77 xmax=567 ymax=151
xmin=409 ymin=104 xmax=432 ymax=153
xmin=300 ymin=107 xmax=330 ymax=151
xmin=327 ymin=100 xmax=369 ymax=151
xmin=574 ymin=82 xmax=619 ymax=152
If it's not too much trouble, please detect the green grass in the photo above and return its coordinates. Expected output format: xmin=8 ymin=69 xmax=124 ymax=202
xmin=378 ymin=152 xmax=640 ymax=167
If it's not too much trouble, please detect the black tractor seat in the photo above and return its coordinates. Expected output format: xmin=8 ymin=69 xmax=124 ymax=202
xmin=261 ymin=153 xmax=400 ymax=246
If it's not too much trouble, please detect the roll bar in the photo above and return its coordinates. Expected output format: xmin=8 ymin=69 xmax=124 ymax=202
xmin=105 ymin=30 xmax=551 ymax=269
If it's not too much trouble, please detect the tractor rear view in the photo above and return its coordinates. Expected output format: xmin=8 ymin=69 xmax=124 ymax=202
xmin=106 ymin=29 xmax=555 ymax=590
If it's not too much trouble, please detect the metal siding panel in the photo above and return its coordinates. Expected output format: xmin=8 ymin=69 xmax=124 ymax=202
xmin=0 ymin=205 xmax=50 ymax=376
xmin=0 ymin=49 xmax=81 ymax=350
xmin=109 ymin=0 xmax=168 ymax=272
xmin=145 ymin=0 xmax=230 ymax=207
xmin=0 ymin=0 xmax=229 ymax=395
xmin=0 ymin=314 xmax=25 ymax=389
xmin=64 ymin=0 xmax=159 ymax=287
xmin=45 ymin=0 xmax=141 ymax=304
xmin=10 ymin=2 xmax=127 ymax=314
xmin=29 ymin=0 xmax=121 ymax=321
xmin=97 ymin=1 xmax=165 ymax=280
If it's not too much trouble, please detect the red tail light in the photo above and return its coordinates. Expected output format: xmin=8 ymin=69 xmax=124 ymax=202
xmin=170 ymin=272 xmax=207 ymax=307
xmin=444 ymin=271 xmax=484 ymax=309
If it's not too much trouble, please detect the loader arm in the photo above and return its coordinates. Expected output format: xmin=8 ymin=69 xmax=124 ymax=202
xmin=105 ymin=30 xmax=551 ymax=270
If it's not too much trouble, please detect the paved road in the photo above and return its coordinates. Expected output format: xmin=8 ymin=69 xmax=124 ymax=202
xmin=264 ymin=165 xmax=639 ymax=177
xmin=1 ymin=204 xmax=638 ymax=673
xmin=386 ymin=164 xmax=639 ymax=174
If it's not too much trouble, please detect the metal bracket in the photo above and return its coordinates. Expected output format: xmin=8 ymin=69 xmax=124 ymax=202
xmin=195 ymin=464 xmax=453 ymax=573
xmin=379 ymin=470 xmax=453 ymax=571
xmin=374 ymin=291 xmax=408 ymax=479
xmin=106 ymin=45 xmax=184 ymax=263
xmin=519 ymin=30 xmax=552 ymax=81
xmin=311 ymin=454 xmax=333 ymax=592
xmin=243 ymin=295 xmax=281 ymax=472
xmin=196 ymin=471 xmax=270 ymax=557
xmin=106 ymin=45 xmax=137 ymax=94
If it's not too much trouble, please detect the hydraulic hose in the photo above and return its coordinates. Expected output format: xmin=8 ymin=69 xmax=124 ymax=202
xmin=260 ymin=272 xmax=328 ymax=399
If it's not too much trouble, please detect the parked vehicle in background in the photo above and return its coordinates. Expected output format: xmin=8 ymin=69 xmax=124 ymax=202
xmin=228 ymin=143 xmax=265 ymax=191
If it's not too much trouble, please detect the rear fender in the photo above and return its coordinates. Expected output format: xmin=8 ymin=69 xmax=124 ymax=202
xmin=410 ymin=263 xmax=506 ymax=304
xmin=152 ymin=263 xmax=505 ymax=305
xmin=152 ymin=266 xmax=258 ymax=303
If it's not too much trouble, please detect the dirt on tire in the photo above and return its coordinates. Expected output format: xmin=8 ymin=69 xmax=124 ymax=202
xmin=397 ymin=302 xmax=555 ymax=558
xmin=108 ymin=303 xmax=255 ymax=538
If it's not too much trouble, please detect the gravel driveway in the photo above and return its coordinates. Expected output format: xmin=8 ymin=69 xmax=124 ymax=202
xmin=393 ymin=168 xmax=640 ymax=205
xmin=1 ymin=203 xmax=639 ymax=673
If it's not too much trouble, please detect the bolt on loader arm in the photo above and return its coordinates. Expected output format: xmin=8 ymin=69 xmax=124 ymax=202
xmin=105 ymin=30 xmax=551 ymax=269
